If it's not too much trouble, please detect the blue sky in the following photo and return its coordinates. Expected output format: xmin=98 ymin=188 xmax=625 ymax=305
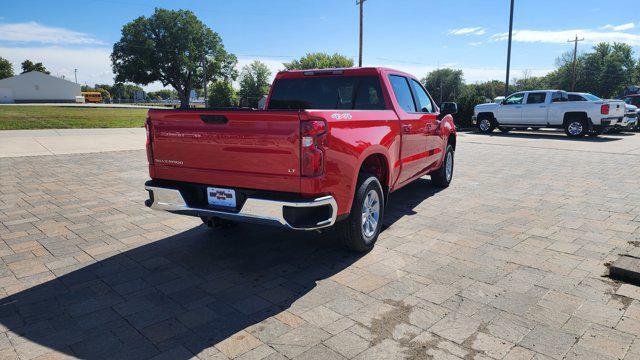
xmin=1 ymin=0 xmax=639 ymax=90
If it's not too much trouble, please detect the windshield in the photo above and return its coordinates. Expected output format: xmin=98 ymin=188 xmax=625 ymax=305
xmin=268 ymin=76 xmax=386 ymax=110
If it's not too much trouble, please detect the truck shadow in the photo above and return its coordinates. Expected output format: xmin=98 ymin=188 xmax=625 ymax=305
xmin=0 ymin=224 xmax=363 ymax=359
xmin=0 ymin=178 xmax=444 ymax=359
xmin=383 ymin=178 xmax=444 ymax=228
xmin=488 ymin=131 xmax=622 ymax=142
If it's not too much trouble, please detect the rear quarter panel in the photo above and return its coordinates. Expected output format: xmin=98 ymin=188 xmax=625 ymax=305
xmin=301 ymin=110 xmax=401 ymax=217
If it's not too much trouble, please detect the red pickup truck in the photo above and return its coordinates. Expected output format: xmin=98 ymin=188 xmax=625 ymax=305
xmin=144 ymin=67 xmax=457 ymax=251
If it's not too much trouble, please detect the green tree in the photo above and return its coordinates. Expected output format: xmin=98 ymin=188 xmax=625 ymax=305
xmin=238 ymin=61 xmax=271 ymax=108
xmin=283 ymin=52 xmax=354 ymax=70
xmin=513 ymin=71 xmax=550 ymax=91
xmin=422 ymin=68 xmax=464 ymax=105
xmin=546 ymin=42 xmax=637 ymax=98
xmin=111 ymin=83 xmax=144 ymax=100
xmin=148 ymin=89 xmax=177 ymax=100
xmin=81 ymin=85 xmax=95 ymax=92
xmin=21 ymin=60 xmax=50 ymax=74
xmin=0 ymin=57 xmax=14 ymax=79
xmin=209 ymin=80 xmax=237 ymax=107
xmin=111 ymin=8 xmax=237 ymax=108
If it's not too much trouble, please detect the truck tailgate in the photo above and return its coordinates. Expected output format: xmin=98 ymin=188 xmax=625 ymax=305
xmin=149 ymin=110 xmax=301 ymax=193
xmin=606 ymin=100 xmax=626 ymax=118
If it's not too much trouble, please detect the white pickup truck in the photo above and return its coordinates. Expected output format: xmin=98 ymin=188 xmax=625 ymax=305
xmin=473 ymin=90 xmax=626 ymax=137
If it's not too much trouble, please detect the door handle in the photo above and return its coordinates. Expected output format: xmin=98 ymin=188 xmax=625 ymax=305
xmin=402 ymin=124 xmax=412 ymax=133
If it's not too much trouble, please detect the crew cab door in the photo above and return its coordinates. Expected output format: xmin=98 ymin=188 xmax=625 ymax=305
xmin=521 ymin=92 xmax=549 ymax=125
xmin=408 ymin=78 xmax=441 ymax=169
xmin=388 ymin=75 xmax=430 ymax=184
xmin=496 ymin=92 xmax=525 ymax=124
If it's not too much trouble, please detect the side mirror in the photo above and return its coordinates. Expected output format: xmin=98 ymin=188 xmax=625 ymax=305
xmin=440 ymin=102 xmax=458 ymax=116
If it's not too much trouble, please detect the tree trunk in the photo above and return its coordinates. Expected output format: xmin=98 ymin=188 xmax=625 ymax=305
xmin=178 ymin=90 xmax=190 ymax=109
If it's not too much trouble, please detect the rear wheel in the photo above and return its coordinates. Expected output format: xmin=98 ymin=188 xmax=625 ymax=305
xmin=337 ymin=174 xmax=384 ymax=252
xmin=477 ymin=116 xmax=495 ymax=134
xmin=431 ymin=145 xmax=454 ymax=188
xmin=564 ymin=117 xmax=588 ymax=138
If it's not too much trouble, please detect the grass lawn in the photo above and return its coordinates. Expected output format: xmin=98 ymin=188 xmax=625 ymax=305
xmin=0 ymin=106 xmax=149 ymax=130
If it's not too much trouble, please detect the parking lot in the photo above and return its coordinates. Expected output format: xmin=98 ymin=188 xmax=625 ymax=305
xmin=1 ymin=130 xmax=640 ymax=360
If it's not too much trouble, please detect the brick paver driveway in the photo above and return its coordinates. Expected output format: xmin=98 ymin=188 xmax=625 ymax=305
xmin=1 ymin=130 xmax=640 ymax=359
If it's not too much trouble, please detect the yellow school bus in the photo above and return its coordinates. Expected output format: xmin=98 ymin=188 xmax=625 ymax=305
xmin=81 ymin=92 xmax=102 ymax=103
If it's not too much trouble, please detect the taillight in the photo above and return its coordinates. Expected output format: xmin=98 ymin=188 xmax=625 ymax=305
xmin=601 ymin=104 xmax=610 ymax=115
xmin=301 ymin=119 xmax=327 ymax=177
xmin=145 ymin=116 xmax=154 ymax=165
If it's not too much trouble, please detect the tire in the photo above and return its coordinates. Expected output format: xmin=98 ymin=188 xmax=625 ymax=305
xmin=477 ymin=115 xmax=495 ymax=134
xmin=431 ymin=145 xmax=454 ymax=188
xmin=498 ymin=127 xmax=511 ymax=134
xmin=337 ymin=174 xmax=384 ymax=252
xmin=564 ymin=116 xmax=589 ymax=138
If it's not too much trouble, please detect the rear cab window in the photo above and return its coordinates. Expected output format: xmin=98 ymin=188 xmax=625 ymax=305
xmin=568 ymin=94 xmax=586 ymax=101
xmin=268 ymin=76 xmax=386 ymax=110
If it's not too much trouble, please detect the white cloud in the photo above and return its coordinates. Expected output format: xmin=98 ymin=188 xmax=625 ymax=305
xmin=492 ymin=29 xmax=640 ymax=46
xmin=367 ymin=60 xmax=552 ymax=83
xmin=468 ymin=42 xmax=484 ymax=47
xmin=448 ymin=27 xmax=486 ymax=36
xmin=601 ymin=23 xmax=635 ymax=31
xmin=0 ymin=22 xmax=104 ymax=45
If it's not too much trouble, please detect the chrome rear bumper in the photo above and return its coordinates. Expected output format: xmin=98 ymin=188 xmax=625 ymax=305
xmin=145 ymin=185 xmax=337 ymax=231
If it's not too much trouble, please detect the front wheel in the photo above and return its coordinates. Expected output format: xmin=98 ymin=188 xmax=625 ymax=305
xmin=431 ymin=145 xmax=454 ymax=188
xmin=477 ymin=117 xmax=495 ymax=134
xmin=337 ymin=174 xmax=384 ymax=252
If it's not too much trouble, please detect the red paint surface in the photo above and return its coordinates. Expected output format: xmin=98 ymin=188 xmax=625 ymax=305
xmin=147 ymin=67 xmax=456 ymax=216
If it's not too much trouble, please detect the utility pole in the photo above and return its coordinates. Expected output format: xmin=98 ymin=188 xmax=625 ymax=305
xmin=568 ymin=35 xmax=584 ymax=91
xmin=74 ymin=69 xmax=78 ymax=84
xmin=357 ymin=0 xmax=366 ymax=67
xmin=202 ymin=54 xmax=208 ymax=107
xmin=504 ymin=0 xmax=515 ymax=97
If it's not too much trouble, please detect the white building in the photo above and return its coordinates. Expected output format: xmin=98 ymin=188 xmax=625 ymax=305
xmin=0 ymin=71 xmax=81 ymax=103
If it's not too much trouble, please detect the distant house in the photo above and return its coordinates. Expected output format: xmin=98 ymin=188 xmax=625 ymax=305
xmin=0 ymin=71 xmax=81 ymax=103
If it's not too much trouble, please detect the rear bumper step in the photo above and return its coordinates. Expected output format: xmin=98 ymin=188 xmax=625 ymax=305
xmin=145 ymin=184 xmax=337 ymax=231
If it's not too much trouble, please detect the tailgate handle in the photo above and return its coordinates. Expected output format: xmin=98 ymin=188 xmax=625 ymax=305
xmin=200 ymin=115 xmax=228 ymax=124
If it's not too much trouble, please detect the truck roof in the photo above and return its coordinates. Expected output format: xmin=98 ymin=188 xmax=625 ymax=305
xmin=275 ymin=67 xmax=417 ymax=80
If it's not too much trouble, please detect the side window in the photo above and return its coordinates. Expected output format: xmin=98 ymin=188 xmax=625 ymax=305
xmin=568 ymin=94 xmax=585 ymax=101
xmin=409 ymin=79 xmax=434 ymax=113
xmin=353 ymin=77 xmax=386 ymax=110
xmin=526 ymin=92 xmax=547 ymax=104
xmin=551 ymin=91 xmax=567 ymax=102
xmin=389 ymin=75 xmax=416 ymax=112
xmin=504 ymin=93 xmax=524 ymax=105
